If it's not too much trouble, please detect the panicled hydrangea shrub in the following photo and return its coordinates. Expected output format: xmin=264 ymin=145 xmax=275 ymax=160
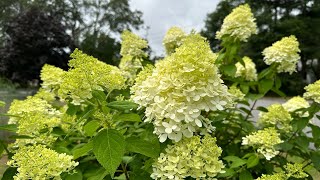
xmin=282 ymin=96 xmax=310 ymax=117
xmin=304 ymin=79 xmax=320 ymax=103
xmin=235 ymin=56 xmax=258 ymax=81
xmin=163 ymin=26 xmax=186 ymax=55
xmin=242 ymin=127 xmax=283 ymax=160
xmin=258 ymin=104 xmax=293 ymax=131
xmin=58 ymin=49 xmax=126 ymax=105
xmin=131 ymin=34 xmax=232 ymax=142
xmin=119 ymin=30 xmax=148 ymax=84
xmin=151 ymin=135 xmax=224 ymax=180
xmin=262 ymin=35 xmax=300 ymax=74
xmin=7 ymin=145 xmax=78 ymax=180
xmin=216 ymin=4 xmax=257 ymax=42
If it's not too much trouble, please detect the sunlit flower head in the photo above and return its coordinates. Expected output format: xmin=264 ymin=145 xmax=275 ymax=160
xmin=304 ymin=79 xmax=320 ymax=103
xmin=216 ymin=4 xmax=257 ymax=42
xmin=120 ymin=30 xmax=148 ymax=58
xmin=282 ymin=96 xmax=310 ymax=117
xmin=163 ymin=26 xmax=186 ymax=55
xmin=40 ymin=64 xmax=66 ymax=93
xmin=262 ymin=35 xmax=300 ymax=74
xmin=235 ymin=56 xmax=258 ymax=81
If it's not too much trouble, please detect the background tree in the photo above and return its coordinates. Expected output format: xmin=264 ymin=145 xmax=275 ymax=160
xmin=202 ymin=0 xmax=320 ymax=95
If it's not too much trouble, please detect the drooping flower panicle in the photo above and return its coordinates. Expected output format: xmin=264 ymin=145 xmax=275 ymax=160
xmin=216 ymin=4 xmax=257 ymax=42
xmin=151 ymin=135 xmax=224 ymax=179
xmin=262 ymin=35 xmax=300 ymax=74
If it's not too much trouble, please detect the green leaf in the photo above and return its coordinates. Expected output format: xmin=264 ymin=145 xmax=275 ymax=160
xmin=258 ymin=79 xmax=274 ymax=94
xmin=271 ymin=88 xmax=286 ymax=97
xmin=113 ymin=113 xmax=141 ymax=122
xmin=93 ymin=129 xmax=125 ymax=175
xmin=223 ymin=156 xmax=247 ymax=169
xmin=85 ymin=167 xmax=109 ymax=180
xmin=73 ymin=141 xmax=94 ymax=159
xmin=311 ymin=124 xmax=320 ymax=140
xmin=0 ymin=101 xmax=5 ymax=107
xmin=240 ymin=84 xmax=249 ymax=94
xmin=125 ymin=137 xmax=160 ymax=158
xmin=256 ymin=106 xmax=268 ymax=112
xmin=239 ymin=170 xmax=253 ymax=180
xmin=66 ymin=103 xmax=80 ymax=116
xmin=0 ymin=124 xmax=17 ymax=132
xmin=258 ymin=68 xmax=272 ymax=79
xmin=275 ymin=76 xmax=282 ymax=89
xmin=84 ymin=120 xmax=100 ymax=136
xmin=246 ymin=155 xmax=259 ymax=168
xmin=278 ymin=141 xmax=294 ymax=151
xmin=311 ymin=151 xmax=320 ymax=170
xmin=92 ymin=90 xmax=106 ymax=103
xmin=292 ymin=118 xmax=309 ymax=132
xmin=221 ymin=64 xmax=237 ymax=77
xmin=217 ymin=168 xmax=235 ymax=178
xmin=107 ymin=101 xmax=138 ymax=111
xmin=65 ymin=170 xmax=83 ymax=180
xmin=1 ymin=167 xmax=16 ymax=180
xmin=246 ymin=93 xmax=264 ymax=101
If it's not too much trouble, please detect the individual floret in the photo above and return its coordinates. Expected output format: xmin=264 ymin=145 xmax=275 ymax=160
xmin=262 ymin=35 xmax=300 ymax=74
xmin=7 ymin=145 xmax=78 ymax=179
xmin=242 ymin=127 xmax=283 ymax=160
xmin=235 ymin=56 xmax=258 ymax=81
xmin=216 ymin=4 xmax=257 ymax=42
xmin=151 ymin=135 xmax=224 ymax=179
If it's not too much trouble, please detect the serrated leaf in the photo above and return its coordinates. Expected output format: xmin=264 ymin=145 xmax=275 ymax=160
xmin=73 ymin=141 xmax=94 ymax=159
xmin=84 ymin=120 xmax=100 ymax=136
xmin=93 ymin=129 xmax=125 ymax=175
xmin=0 ymin=124 xmax=17 ymax=132
xmin=246 ymin=155 xmax=259 ymax=168
xmin=113 ymin=113 xmax=141 ymax=122
xmin=126 ymin=137 xmax=160 ymax=158
xmin=221 ymin=64 xmax=237 ymax=77
xmin=239 ymin=170 xmax=253 ymax=180
xmin=107 ymin=101 xmax=138 ymax=111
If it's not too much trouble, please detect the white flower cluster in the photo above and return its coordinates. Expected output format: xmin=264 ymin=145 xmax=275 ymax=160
xmin=235 ymin=56 xmax=258 ymax=81
xmin=304 ymin=79 xmax=320 ymax=103
xmin=282 ymin=96 xmax=310 ymax=117
xmin=163 ymin=26 xmax=186 ymax=55
xmin=262 ymin=35 xmax=300 ymax=74
xmin=131 ymin=34 xmax=232 ymax=142
xmin=242 ymin=127 xmax=283 ymax=160
xmin=216 ymin=4 xmax=257 ymax=42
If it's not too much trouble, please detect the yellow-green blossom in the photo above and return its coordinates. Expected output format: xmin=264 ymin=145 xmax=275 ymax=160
xmin=131 ymin=34 xmax=232 ymax=142
xmin=34 ymin=88 xmax=56 ymax=102
xmin=58 ymin=49 xmax=126 ymax=105
xmin=216 ymin=4 xmax=257 ymax=42
xmin=304 ymin=79 xmax=320 ymax=103
xmin=228 ymin=85 xmax=245 ymax=101
xmin=163 ymin=26 xmax=186 ymax=55
xmin=256 ymin=172 xmax=287 ymax=180
xmin=258 ymin=104 xmax=293 ymax=131
xmin=262 ymin=35 xmax=300 ymax=74
xmin=242 ymin=127 xmax=283 ymax=160
xmin=235 ymin=56 xmax=258 ymax=81
xmin=282 ymin=96 xmax=310 ymax=117
xmin=120 ymin=30 xmax=148 ymax=58
xmin=40 ymin=64 xmax=66 ymax=92
xmin=151 ymin=135 xmax=224 ymax=179
xmin=285 ymin=163 xmax=308 ymax=179
xmin=7 ymin=144 xmax=78 ymax=179
xmin=7 ymin=96 xmax=60 ymax=124
xmin=119 ymin=55 xmax=143 ymax=85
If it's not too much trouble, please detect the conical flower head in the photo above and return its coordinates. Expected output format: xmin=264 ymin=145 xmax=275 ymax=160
xmin=131 ymin=34 xmax=232 ymax=142
xmin=163 ymin=26 xmax=186 ymax=55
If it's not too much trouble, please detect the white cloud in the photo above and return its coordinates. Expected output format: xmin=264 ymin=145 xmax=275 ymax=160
xmin=130 ymin=0 xmax=219 ymax=57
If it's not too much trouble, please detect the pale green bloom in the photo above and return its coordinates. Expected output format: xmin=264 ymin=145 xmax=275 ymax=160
xmin=40 ymin=64 xmax=66 ymax=93
xmin=216 ymin=4 xmax=257 ymax=42
xmin=235 ymin=56 xmax=258 ymax=81
xmin=131 ymin=34 xmax=232 ymax=142
xmin=119 ymin=55 xmax=143 ymax=85
xmin=34 ymin=88 xmax=56 ymax=102
xmin=258 ymin=104 xmax=293 ymax=131
xmin=304 ymin=79 xmax=320 ymax=103
xmin=163 ymin=26 xmax=186 ymax=55
xmin=282 ymin=96 xmax=310 ymax=117
xmin=256 ymin=173 xmax=287 ymax=180
xmin=7 ymin=144 xmax=78 ymax=180
xmin=262 ymin=35 xmax=300 ymax=74
xmin=151 ymin=135 xmax=224 ymax=179
xmin=58 ymin=49 xmax=126 ymax=105
xmin=228 ymin=85 xmax=245 ymax=101
xmin=242 ymin=127 xmax=283 ymax=160
xmin=120 ymin=30 xmax=148 ymax=58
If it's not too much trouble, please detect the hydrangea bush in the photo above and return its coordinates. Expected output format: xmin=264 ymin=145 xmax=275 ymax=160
xmin=1 ymin=4 xmax=320 ymax=180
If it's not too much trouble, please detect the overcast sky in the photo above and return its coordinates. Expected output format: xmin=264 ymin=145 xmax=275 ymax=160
xmin=130 ymin=0 xmax=220 ymax=57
